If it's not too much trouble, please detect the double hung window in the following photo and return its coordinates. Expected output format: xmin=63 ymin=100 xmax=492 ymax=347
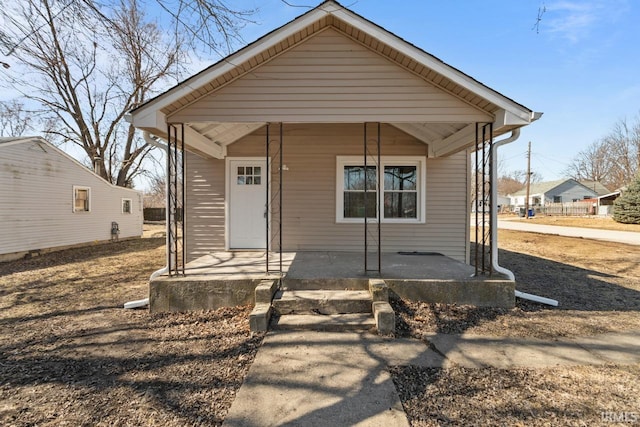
xmin=73 ymin=186 xmax=91 ymax=212
xmin=336 ymin=156 xmax=425 ymax=223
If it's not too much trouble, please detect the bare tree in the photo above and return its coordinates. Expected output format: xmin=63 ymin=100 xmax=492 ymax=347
xmin=0 ymin=0 xmax=255 ymax=187
xmin=565 ymin=114 xmax=640 ymax=190
xmin=0 ymin=99 xmax=32 ymax=137
xmin=144 ymin=172 xmax=166 ymax=208
xmin=564 ymin=140 xmax=612 ymax=185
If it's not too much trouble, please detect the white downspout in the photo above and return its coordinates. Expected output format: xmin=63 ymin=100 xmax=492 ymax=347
xmin=124 ymin=132 xmax=169 ymax=309
xmin=491 ymin=128 xmax=559 ymax=307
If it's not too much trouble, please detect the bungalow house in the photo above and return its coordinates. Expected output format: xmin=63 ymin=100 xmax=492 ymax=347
xmin=128 ymin=1 xmax=544 ymax=328
xmin=0 ymin=136 xmax=143 ymax=261
xmin=509 ymin=179 xmax=608 ymax=209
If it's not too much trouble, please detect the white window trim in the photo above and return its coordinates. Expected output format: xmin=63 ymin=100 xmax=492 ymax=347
xmin=73 ymin=185 xmax=91 ymax=213
xmin=336 ymin=156 xmax=426 ymax=224
xmin=122 ymin=198 xmax=132 ymax=214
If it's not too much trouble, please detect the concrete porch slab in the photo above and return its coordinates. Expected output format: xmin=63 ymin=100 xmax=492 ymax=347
xmin=150 ymin=251 xmax=515 ymax=312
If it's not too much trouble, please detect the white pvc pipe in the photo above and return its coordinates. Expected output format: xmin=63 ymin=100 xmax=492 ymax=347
xmin=490 ymin=128 xmax=559 ymax=307
xmin=515 ymin=290 xmax=559 ymax=306
xmin=124 ymin=298 xmax=149 ymax=309
xmin=123 ymin=266 xmax=168 ymax=309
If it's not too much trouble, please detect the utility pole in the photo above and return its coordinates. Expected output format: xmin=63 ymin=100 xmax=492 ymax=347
xmin=525 ymin=141 xmax=532 ymax=219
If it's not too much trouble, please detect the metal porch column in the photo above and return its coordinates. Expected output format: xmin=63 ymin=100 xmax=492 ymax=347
xmin=474 ymin=122 xmax=493 ymax=276
xmin=364 ymin=122 xmax=381 ymax=274
xmin=266 ymin=123 xmax=283 ymax=274
xmin=166 ymin=123 xmax=185 ymax=276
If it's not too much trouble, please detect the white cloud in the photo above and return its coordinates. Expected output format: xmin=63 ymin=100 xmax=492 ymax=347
xmin=545 ymin=0 xmax=629 ymax=43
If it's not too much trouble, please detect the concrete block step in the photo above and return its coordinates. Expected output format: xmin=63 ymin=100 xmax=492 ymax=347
xmin=273 ymin=313 xmax=376 ymax=332
xmin=272 ymin=290 xmax=372 ymax=315
xmin=280 ymin=278 xmax=369 ymax=291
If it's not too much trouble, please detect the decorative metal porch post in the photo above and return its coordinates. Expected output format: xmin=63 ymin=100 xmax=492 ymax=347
xmin=474 ymin=122 xmax=493 ymax=276
xmin=364 ymin=122 xmax=381 ymax=274
xmin=166 ymin=123 xmax=186 ymax=276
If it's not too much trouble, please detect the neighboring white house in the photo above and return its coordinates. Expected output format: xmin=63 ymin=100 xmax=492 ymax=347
xmin=509 ymin=179 xmax=608 ymax=209
xmin=0 ymin=136 xmax=143 ymax=261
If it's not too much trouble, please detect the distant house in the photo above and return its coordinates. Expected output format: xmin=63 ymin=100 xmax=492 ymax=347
xmin=509 ymin=179 xmax=607 ymax=208
xmin=597 ymin=188 xmax=624 ymax=216
xmin=0 ymin=136 xmax=143 ymax=261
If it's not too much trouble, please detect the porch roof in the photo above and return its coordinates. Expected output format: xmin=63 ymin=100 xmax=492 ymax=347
xmin=129 ymin=1 xmax=541 ymax=159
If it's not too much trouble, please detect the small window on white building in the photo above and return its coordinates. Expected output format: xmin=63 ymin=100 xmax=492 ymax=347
xmin=122 ymin=198 xmax=132 ymax=214
xmin=73 ymin=186 xmax=91 ymax=212
xmin=553 ymin=196 xmax=562 ymax=203
xmin=336 ymin=156 xmax=425 ymax=223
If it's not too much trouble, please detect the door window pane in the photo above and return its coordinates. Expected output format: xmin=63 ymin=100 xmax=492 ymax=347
xmin=236 ymin=164 xmax=263 ymax=185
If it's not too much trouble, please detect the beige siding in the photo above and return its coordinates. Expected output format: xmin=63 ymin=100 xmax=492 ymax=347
xmin=169 ymin=28 xmax=491 ymax=124
xmin=184 ymin=152 xmax=226 ymax=261
xmin=185 ymin=124 xmax=469 ymax=262
xmin=0 ymin=140 xmax=143 ymax=257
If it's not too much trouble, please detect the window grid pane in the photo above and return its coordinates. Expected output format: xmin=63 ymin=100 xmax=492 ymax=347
xmin=236 ymin=165 xmax=262 ymax=185
xmin=384 ymin=192 xmax=417 ymax=218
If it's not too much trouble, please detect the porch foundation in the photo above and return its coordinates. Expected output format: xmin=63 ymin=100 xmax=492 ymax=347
xmin=149 ymin=251 xmax=515 ymax=312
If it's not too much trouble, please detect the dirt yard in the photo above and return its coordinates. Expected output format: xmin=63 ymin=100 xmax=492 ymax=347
xmin=391 ymin=229 xmax=640 ymax=426
xmin=501 ymin=214 xmax=640 ymax=232
xmin=0 ymin=236 xmax=264 ymax=426
xmin=1 ymin=226 xmax=639 ymax=426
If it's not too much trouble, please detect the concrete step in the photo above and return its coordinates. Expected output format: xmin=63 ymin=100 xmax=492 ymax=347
xmin=273 ymin=313 xmax=376 ymax=332
xmin=272 ymin=290 xmax=372 ymax=315
xmin=281 ymin=277 xmax=369 ymax=291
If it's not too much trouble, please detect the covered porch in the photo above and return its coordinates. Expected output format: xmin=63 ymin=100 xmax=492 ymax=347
xmin=129 ymin=1 xmax=540 ymax=318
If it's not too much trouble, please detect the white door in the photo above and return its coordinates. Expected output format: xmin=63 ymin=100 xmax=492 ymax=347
xmin=229 ymin=159 xmax=267 ymax=249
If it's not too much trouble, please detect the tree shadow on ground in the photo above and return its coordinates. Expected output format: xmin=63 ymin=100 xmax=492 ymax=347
xmin=392 ymin=247 xmax=640 ymax=337
xmin=0 ymin=238 xmax=164 ymax=276
xmin=0 ymin=307 xmax=264 ymax=426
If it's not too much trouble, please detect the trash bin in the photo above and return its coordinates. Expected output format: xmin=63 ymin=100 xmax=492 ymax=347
xmin=527 ymin=209 xmax=535 ymax=217
xmin=518 ymin=208 xmax=526 ymax=217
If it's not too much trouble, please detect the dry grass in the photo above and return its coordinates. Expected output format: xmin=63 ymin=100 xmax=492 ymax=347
xmin=391 ymin=364 xmax=640 ymax=426
xmin=502 ymin=214 xmax=640 ymax=232
xmin=0 ymin=237 xmax=264 ymax=426
xmin=391 ymin=229 xmax=640 ymax=426
xmin=394 ymin=229 xmax=640 ymax=340
xmin=1 ymin=226 xmax=639 ymax=426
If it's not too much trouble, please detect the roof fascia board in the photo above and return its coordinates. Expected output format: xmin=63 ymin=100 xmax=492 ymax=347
xmin=329 ymin=7 xmax=533 ymax=121
xmin=494 ymin=108 xmax=530 ymax=127
xmin=132 ymin=110 xmax=167 ymax=132
xmin=133 ymin=8 xmax=329 ymax=119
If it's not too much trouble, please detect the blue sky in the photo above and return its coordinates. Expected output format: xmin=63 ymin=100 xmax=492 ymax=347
xmin=2 ymin=0 xmax=637 ymax=185
xmin=230 ymin=0 xmax=640 ymax=180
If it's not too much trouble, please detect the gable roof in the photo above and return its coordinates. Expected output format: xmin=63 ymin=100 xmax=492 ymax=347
xmin=129 ymin=0 xmax=540 ymax=158
xmin=578 ymin=180 xmax=611 ymax=196
xmin=510 ymin=179 xmax=601 ymax=197
xmin=1 ymin=136 xmax=141 ymax=194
